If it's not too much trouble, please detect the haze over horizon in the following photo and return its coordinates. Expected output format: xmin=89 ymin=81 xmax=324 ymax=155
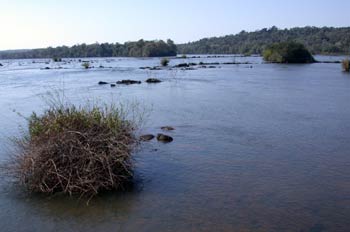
xmin=1 ymin=0 xmax=349 ymax=50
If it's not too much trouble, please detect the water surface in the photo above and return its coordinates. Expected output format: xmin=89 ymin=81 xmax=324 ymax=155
xmin=0 ymin=55 xmax=349 ymax=232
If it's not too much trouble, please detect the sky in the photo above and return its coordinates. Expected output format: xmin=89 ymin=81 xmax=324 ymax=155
xmin=0 ymin=0 xmax=349 ymax=50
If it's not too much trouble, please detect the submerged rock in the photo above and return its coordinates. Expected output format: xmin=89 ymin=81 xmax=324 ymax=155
xmin=0 ymin=63 xmax=3 ymax=66
xmin=146 ymin=78 xmax=162 ymax=83
xmin=140 ymin=134 xmax=155 ymax=141
xmin=161 ymin=126 xmax=175 ymax=131
xmin=182 ymin=67 xmax=196 ymax=71
xmin=157 ymin=134 xmax=173 ymax=143
xmin=110 ymin=84 xmax=116 ymax=87
xmin=98 ymin=81 xmax=109 ymax=85
xmin=117 ymin=80 xmax=142 ymax=85
xmin=149 ymin=67 xmax=161 ymax=70
xmin=175 ymin=63 xmax=190 ymax=68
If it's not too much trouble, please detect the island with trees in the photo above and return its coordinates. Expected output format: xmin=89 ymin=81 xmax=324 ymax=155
xmin=263 ymin=42 xmax=315 ymax=63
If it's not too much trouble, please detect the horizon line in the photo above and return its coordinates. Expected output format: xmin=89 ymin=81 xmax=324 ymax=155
xmin=1 ymin=25 xmax=349 ymax=52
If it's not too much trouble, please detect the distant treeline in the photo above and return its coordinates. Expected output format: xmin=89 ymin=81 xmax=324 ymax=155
xmin=1 ymin=27 xmax=350 ymax=59
xmin=178 ymin=26 xmax=350 ymax=55
xmin=0 ymin=39 xmax=177 ymax=59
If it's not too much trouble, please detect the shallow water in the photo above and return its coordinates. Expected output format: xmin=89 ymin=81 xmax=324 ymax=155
xmin=0 ymin=55 xmax=349 ymax=232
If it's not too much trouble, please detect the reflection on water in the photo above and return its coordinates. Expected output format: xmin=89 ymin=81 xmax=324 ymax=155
xmin=0 ymin=56 xmax=350 ymax=232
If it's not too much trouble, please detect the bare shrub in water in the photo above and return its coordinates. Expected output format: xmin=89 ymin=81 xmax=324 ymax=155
xmin=160 ymin=58 xmax=170 ymax=66
xmin=4 ymin=96 xmax=140 ymax=199
xmin=82 ymin=62 xmax=90 ymax=69
xmin=342 ymin=59 xmax=349 ymax=72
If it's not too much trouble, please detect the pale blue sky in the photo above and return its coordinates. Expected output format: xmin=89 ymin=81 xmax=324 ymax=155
xmin=0 ymin=0 xmax=349 ymax=50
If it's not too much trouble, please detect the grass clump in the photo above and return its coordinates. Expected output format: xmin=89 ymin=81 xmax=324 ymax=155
xmin=263 ymin=42 xmax=315 ymax=63
xmin=160 ymin=58 xmax=170 ymax=66
xmin=342 ymin=59 xmax=349 ymax=72
xmin=53 ymin=57 xmax=62 ymax=62
xmin=82 ymin=62 xmax=90 ymax=69
xmin=6 ymin=98 xmax=139 ymax=198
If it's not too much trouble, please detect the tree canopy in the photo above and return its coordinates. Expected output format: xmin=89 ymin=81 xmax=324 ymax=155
xmin=1 ymin=26 xmax=350 ymax=59
xmin=178 ymin=26 xmax=350 ymax=55
xmin=0 ymin=39 xmax=177 ymax=59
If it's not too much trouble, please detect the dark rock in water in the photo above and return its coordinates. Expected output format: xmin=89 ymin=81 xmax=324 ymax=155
xmin=0 ymin=63 xmax=3 ymax=66
xmin=140 ymin=134 xmax=155 ymax=141
xmin=182 ymin=67 xmax=196 ymax=71
xmin=157 ymin=134 xmax=173 ymax=143
xmin=99 ymin=65 xmax=105 ymax=68
xmin=98 ymin=81 xmax=109 ymax=85
xmin=146 ymin=78 xmax=162 ymax=83
xmin=201 ymin=62 xmax=220 ymax=65
xmin=222 ymin=62 xmax=251 ymax=65
xmin=175 ymin=63 xmax=190 ymax=68
xmin=44 ymin=67 xmax=50 ymax=70
xmin=117 ymin=80 xmax=142 ymax=85
xmin=208 ymin=66 xmax=216 ymax=68
xmin=316 ymin=60 xmax=341 ymax=64
xmin=149 ymin=67 xmax=161 ymax=70
xmin=161 ymin=126 xmax=175 ymax=131
xmin=110 ymin=84 xmax=116 ymax=87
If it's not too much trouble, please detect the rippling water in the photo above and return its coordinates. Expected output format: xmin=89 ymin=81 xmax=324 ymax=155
xmin=0 ymin=55 xmax=349 ymax=232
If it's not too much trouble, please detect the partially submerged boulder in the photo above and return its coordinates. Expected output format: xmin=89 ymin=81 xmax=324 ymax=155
xmin=98 ymin=81 xmax=109 ymax=85
xmin=161 ymin=126 xmax=175 ymax=131
xmin=157 ymin=134 xmax=173 ymax=143
xmin=117 ymin=80 xmax=142 ymax=85
xmin=149 ymin=67 xmax=161 ymax=70
xmin=140 ymin=134 xmax=155 ymax=141
xmin=146 ymin=78 xmax=162 ymax=83
xmin=175 ymin=63 xmax=190 ymax=68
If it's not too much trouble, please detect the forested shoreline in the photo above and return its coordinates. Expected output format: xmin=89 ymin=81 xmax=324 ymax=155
xmin=0 ymin=39 xmax=177 ymax=59
xmin=1 ymin=26 xmax=350 ymax=59
xmin=178 ymin=26 xmax=350 ymax=55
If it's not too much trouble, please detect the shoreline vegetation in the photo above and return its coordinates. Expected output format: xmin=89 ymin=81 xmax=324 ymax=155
xmin=178 ymin=26 xmax=350 ymax=55
xmin=0 ymin=39 xmax=177 ymax=59
xmin=1 ymin=26 xmax=350 ymax=60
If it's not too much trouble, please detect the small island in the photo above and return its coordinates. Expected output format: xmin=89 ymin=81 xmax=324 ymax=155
xmin=263 ymin=42 xmax=315 ymax=63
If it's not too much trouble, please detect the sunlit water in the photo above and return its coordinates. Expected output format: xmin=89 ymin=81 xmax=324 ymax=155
xmin=0 ymin=55 xmax=349 ymax=232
